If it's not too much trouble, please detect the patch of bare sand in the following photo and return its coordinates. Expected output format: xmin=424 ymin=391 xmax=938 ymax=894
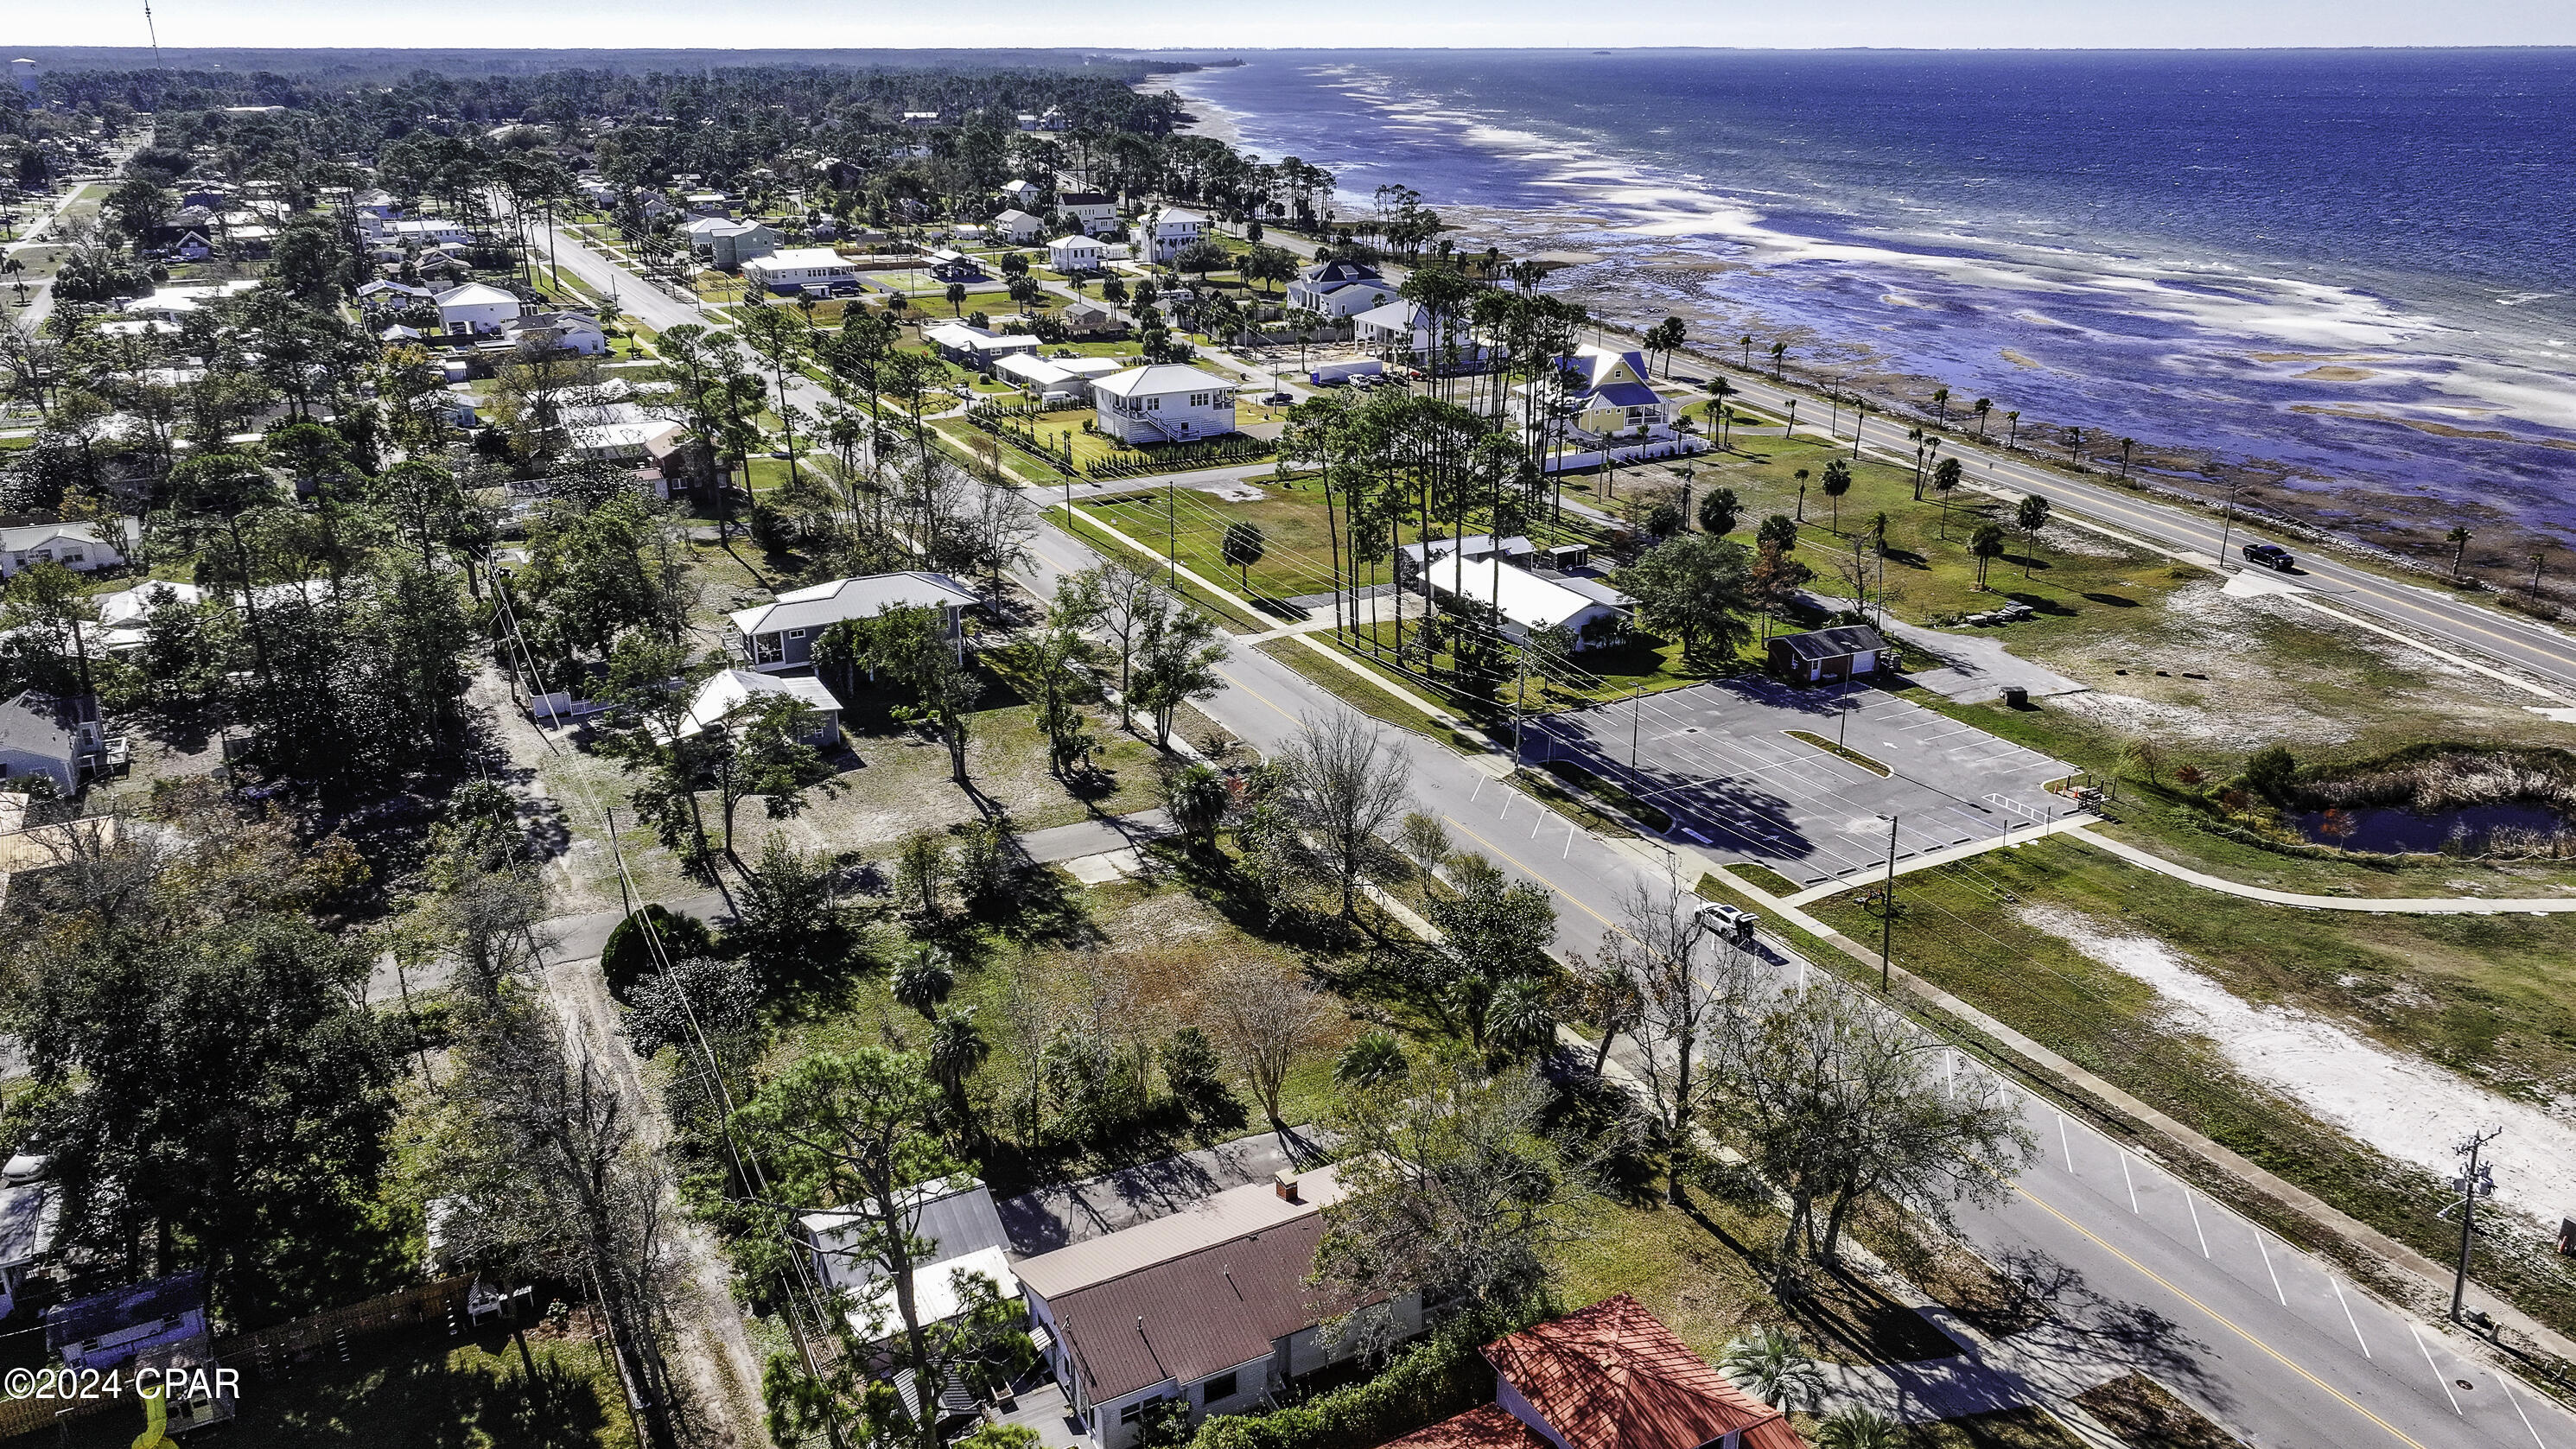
xmin=2036 ymin=579 xmax=2551 ymax=748
xmin=2297 ymin=365 xmax=2377 ymax=382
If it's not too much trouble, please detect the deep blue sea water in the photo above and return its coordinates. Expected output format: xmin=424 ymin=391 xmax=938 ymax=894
xmin=1159 ymin=50 xmax=2576 ymax=543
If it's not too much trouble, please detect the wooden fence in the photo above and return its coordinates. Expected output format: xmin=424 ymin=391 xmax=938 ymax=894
xmin=0 ymin=1275 xmax=475 ymax=1441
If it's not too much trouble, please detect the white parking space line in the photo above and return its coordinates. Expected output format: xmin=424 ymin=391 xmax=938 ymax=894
xmin=2332 ymin=1276 xmax=2372 ymax=1358
xmin=2185 ymin=1188 xmax=2211 ymax=1257
xmin=2498 ymin=1370 xmax=2551 ymax=1449
xmin=2413 ymin=1325 xmax=2465 ymax=1414
xmin=2255 ymin=1227 xmax=2288 ymax=1305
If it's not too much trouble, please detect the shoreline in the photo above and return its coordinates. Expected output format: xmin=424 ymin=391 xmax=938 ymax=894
xmin=1155 ymin=67 xmax=2576 ymax=597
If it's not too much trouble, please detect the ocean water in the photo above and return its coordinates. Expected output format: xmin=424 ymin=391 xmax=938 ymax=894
xmin=1161 ymin=50 xmax=2576 ymax=543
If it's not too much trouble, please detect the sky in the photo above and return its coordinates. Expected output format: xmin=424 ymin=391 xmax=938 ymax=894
xmin=19 ymin=0 xmax=2576 ymax=53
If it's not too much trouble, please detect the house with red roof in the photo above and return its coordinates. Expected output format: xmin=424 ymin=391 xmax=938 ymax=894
xmin=1379 ymin=1296 xmax=1803 ymax=1449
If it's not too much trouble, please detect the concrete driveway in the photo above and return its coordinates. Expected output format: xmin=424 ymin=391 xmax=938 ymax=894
xmin=1522 ymin=677 xmax=2073 ymax=887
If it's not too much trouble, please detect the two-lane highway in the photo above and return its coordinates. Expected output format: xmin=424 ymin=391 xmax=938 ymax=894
xmin=553 ymin=216 xmax=2576 ymax=1446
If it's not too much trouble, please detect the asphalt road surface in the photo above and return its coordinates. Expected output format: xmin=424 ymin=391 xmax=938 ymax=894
xmin=562 ymin=222 xmax=2576 ymax=1447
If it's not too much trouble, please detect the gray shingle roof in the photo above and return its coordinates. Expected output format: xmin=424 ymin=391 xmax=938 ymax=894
xmin=1772 ymin=624 xmax=1886 ymax=661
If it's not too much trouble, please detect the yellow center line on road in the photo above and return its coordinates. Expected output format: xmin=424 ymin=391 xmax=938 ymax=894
xmin=2015 ymin=1183 xmax=2431 ymax=1449
xmin=1443 ymin=813 xmax=1622 ymax=933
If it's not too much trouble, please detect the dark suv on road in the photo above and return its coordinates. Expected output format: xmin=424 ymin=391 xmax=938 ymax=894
xmin=2241 ymin=542 xmax=2295 ymax=571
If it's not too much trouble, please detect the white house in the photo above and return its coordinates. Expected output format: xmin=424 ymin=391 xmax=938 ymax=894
xmin=678 ymin=670 xmax=842 ymax=748
xmin=567 ymin=418 xmax=684 ymax=464
xmin=999 ymin=178 xmax=1043 ymax=212
xmin=922 ymin=322 xmax=1043 ymax=370
xmin=93 ymin=582 xmax=203 ymax=653
xmin=1285 ymin=259 xmax=1396 ymax=319
xmin=0 ymin=690 xmax=104 ymax=793
xmin=727 ymin=572 xmax=980 ymax=671
xmin=0 ymin=1157 xmax=59 ymax=1321
xmin=1133 ymin=207 xmax=1212 ymax=264
xmin=993 ymin=353 xmax=1089 ymax=404
xmin=989 ymin=208 xmax=1046 ymax=245
xmin=1 ymin=521 xmax=125 ymax=578
xmin=1017 ymin=1168 xmax=1417 ymax=1449
xmin=798 ymin=1176 xmax=1014 ymax=1344
xmin=1057 ymin=191 xmax=1120 ymax=237
xmin=1046 ymin=234 xmax=1109 ymax=274
xmin=119 ymin=281 xmax=260 ymax=317
xmin=1091 ymin=364 xmax=1237 ymax=445
xmin=682 ymin=217 xmax=778 ymax=269
xmin=433 ymin=282 xmax=525 ymax=337
xmin=1409 ymin=543 xmax=1632 ymax=651
xmin=1352 ymin=299 xmax=1490 ymax=372
xmin=506 ymin=309 xmax=608 ymax=356
xmin=372 ymin=218 xmax=472 ymax=247
xmin=43 ymin=1271 xmax=209 ymax=1373
xmin=743 ymin=247 xmax=855 ymax=294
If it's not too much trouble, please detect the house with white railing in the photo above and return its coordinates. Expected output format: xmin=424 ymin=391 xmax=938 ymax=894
xmin=1091 ymin=364 xmax=1237 ymax=445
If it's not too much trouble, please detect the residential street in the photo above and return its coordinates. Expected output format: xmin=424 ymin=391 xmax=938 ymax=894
xmin=544 ymin=213 xmax=2576 ymax=1448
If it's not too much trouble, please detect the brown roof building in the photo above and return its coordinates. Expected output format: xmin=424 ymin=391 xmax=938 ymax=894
xmin=1016 ymin=1166 xmax=1422 ymax=1449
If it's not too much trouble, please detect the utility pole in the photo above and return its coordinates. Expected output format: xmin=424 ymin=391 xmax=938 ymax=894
xmin=2450 ymin=1127 xmax=2501 ymax=1325
xmin=1876 ymin=813 xmax=1899 ymax=991
xmin=1167 ymin=474 xmax=1178 ymax=588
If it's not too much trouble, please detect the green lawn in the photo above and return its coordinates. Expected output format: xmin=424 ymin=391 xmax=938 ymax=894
xmin=1804 ymin=835 xmax=2576 ymax=1342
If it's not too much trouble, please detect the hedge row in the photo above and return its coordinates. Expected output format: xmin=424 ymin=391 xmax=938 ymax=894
xmin=1185 ymin=1304 xmax=1535 ymax=1449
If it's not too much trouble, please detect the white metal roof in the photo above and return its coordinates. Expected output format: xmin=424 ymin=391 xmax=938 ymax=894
xmin=727 ymin=571 xmax=979 ymax=639
xmin=679 ymin=669 xmax=840 ymax=737
xmin=1091 ymin=363 xmax=1232 ymax=400
xmin=1434 ymin=558 xmax=1629 ymax=633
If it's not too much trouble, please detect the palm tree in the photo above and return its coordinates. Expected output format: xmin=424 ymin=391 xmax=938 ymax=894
xmin=1973 ymin=397 xmax=1992 ymax=438
xmin=1708 ymin=377 xmax=1736 ymax=449
xmin=1816 ymin=1407 xmax=1903 ymax=1449
xmin=1971 ymin=520 xmax=2007 ymax=588
xmin=927 ymin=1008 xmax=989 ymax=1128
xmin=1794 ymin=468 xmax=1810 ymax=520
xmin=2004 ymin=410 xmax=2021 ymax=448
xmin=1931 ymin=385 xmax=1950 ymax=424
xmin=2065 ymin=425 xmax=2085 ymax=464
xmin=1740 ymin=333 xmax=1755 ymax=369
xmin=2448 ymin=525 xmax=2473 ymax=580
xmin=2118 ymin=436 xmax=2136 ymax=476
xmin=1334 ymin=1031 xmax=1409 ymax=1090
xmin=1768 ymin=339 xmax=1787 ymax=377
xmin=2017 ymin=493 xmax=2051 ymax=576
xmin=893 ymin=948 xmax=954 ymax=1020
xmin=945 ymin=280 xmax=968 ymax=315
xmin=1719 ymin=1329 xmax=1826 ymax=1412
xmin=1822 ymin=458 xmax=1852 ymax=529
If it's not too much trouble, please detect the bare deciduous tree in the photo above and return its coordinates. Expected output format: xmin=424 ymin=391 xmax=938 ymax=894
xmin=1282 ymin=713 xmax=1413 ymax=921
xmin=1202 ymin=958 xmax=1335 ymax=1128
xmin=1604 ymin=865 xmax=1765 ymax=1204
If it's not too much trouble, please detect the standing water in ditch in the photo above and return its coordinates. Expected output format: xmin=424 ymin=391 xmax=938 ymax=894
xmin=2292 ymin=802 xmax=2573 ymax=855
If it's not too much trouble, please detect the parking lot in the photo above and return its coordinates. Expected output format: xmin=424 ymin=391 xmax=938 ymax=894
xmin=1521 ymin=677 xmax=2075 ymax=887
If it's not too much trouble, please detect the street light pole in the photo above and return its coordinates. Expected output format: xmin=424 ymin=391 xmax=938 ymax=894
xmin=2215 ymin=480 xmax=2245 ymax=570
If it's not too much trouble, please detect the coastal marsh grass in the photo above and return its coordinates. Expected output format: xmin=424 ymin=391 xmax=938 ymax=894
xmin=1803 ymin=836 xmax=2576 ymax=1342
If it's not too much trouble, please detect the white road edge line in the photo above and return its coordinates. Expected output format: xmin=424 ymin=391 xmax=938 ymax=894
xmin=2121 ymin=1149 xmax=2140 ymax=1213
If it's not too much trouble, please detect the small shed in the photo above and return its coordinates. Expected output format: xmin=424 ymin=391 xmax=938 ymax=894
xmin=1767 ymin=624 xmax=1889 ymax=683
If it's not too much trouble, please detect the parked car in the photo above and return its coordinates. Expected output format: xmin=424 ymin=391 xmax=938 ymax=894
xmin=2241 ymin=542 xmax=2296 ymax=571
xmin=1693 ymin=900 xmax=1759 ymax=945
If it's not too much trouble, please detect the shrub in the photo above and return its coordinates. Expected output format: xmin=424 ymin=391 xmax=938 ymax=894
xmin=601 ymin=903 xmax=718 ymax=1001
xmin=2243 ymin=744 xmax=2298 ymax=804
xmin=1186 ymin=1305 xmax=1536 ymax=1449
